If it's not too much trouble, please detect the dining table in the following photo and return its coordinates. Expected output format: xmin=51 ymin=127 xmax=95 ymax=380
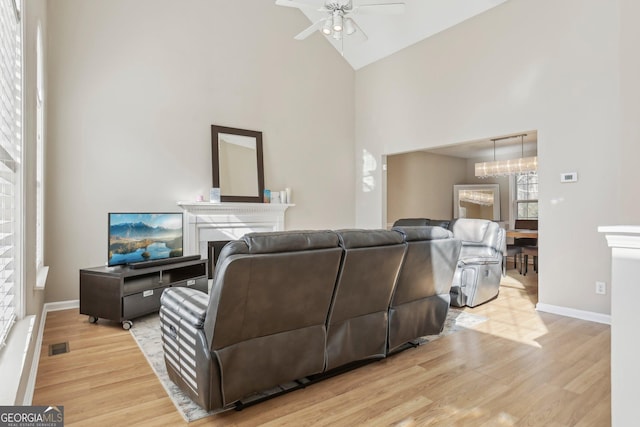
xmin=506 ymin=229 xmax=538 ymax=239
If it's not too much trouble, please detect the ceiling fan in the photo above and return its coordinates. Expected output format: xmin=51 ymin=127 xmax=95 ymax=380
xmin=275 ymin=0 xmax=406 ymax=42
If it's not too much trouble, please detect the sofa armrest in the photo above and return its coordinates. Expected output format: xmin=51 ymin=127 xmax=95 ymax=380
xmin=459 ymin=255 xmax=501 ymax=265
xmin=160 ymin=287 xmax=209 ymax=329
xmin=160 ymin=287 xmax=218 ymax=410
xmin=458 ymin=246 xmax=502 ymax=265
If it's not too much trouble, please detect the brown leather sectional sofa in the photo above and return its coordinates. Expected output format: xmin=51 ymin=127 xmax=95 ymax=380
xmin=159 ymin=227 xmax=461 ymax=411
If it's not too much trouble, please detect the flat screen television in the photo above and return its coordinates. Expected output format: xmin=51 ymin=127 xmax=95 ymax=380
xmin=108 ymin=212 xmax=183 ymax=267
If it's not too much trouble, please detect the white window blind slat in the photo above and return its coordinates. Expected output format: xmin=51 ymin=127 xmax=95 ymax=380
xmin=0 ymin=0 xmax=20 ymax=348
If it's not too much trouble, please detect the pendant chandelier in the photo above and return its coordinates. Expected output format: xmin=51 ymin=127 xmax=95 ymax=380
xmin=475 ymin=133 xmax=537 ymax=178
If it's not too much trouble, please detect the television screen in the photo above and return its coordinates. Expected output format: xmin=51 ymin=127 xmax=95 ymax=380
xmin=108 ymin=212 xmax=183 ymax=267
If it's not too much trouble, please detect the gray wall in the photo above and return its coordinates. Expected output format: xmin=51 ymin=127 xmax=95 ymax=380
xmin=355 ymin=0 xmax=621 ymax=316
xmin=45 ymin=0 xmax=356 ymax=302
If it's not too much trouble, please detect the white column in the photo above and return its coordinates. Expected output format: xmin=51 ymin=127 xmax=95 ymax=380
xmin=599 ymin=225 xmax=640 ymax=427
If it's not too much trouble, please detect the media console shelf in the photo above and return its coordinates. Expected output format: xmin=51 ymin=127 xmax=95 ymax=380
xmin=80 ymin=258 xmax=208 ymax=330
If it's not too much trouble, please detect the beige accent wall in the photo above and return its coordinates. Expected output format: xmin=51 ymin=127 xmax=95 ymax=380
xmin=45 ymin=0 xmax=355 ymax=302
xmin=386 ymin=151 xmax=466 ymax=226
xmin=356 ymin=0 xmax=620 ymax=315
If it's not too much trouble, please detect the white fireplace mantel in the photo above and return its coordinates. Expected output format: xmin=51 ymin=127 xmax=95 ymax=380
xmin=177 ymin=201 xmax=293 ymax=257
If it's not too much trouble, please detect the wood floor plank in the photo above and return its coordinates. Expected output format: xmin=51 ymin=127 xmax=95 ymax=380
xmin=32 ymin=270 xmax=611 ymax=426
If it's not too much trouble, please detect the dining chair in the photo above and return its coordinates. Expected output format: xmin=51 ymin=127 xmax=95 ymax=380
xmin=513 ymin=219 xmax=538 ymax=275
xmin=505 ymin=219 xmax=537 ymax=274
xmin=521 ymin=246 xmax=538 ymax=275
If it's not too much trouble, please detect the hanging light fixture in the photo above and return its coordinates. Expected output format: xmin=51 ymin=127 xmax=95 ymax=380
xmin=332 ymin=10 xmax=343 ymax=32
xmin=322 ymin=19 xmax=333 ymax=35
xmin=475 ymin=134 xmax=537 ymax=178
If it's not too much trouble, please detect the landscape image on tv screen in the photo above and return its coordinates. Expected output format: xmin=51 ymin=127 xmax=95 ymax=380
xmin=108 ymin=213 xmax=183 ymax=266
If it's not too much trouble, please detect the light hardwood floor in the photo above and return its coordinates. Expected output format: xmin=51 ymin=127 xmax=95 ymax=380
xmin=33 ymin=269 xmax=611 ymax=426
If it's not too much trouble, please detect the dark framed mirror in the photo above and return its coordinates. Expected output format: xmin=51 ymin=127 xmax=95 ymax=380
xmin=211 ymin=125 xmax=265 ymax=203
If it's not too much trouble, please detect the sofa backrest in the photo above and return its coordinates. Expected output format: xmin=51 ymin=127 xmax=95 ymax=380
xmin=325 ymin=229 xmax=406 ymax=370
xmin=388 ymin=226 xmax=461 ymax=351
xmin=390 ymin=226 xmax=459 ymax=305
xmin=203 ymin=230 xmax=343 ymax=405
xmin=449 ymin=218 xmax=502 ymax=252
xmin=393 ymin=218 xmax=430 ymax=227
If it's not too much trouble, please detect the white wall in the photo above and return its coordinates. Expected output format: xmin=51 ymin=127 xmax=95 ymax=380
xmin=355 ymin=0 xmax=620 ymax=315
xmin=45 ymin=0 xmax=355 ymax=302
xmin=619 ymin=0 xmax=640 ymax=222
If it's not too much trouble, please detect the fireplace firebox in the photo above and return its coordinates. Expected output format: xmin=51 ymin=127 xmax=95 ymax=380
xmin=207 ymin=240 xmax=231 ymax=279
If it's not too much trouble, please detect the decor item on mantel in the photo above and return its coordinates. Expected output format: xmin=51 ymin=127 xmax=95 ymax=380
xmin=268 ymin=188 xmax=291 ymax=204
xmin=270 ymin=191 xmax=281 ymax=204
xmin=209 ymin=187 xmax=221 ymax=203
xmin=475 ymin=134 xmax=537 ymax=178
xmin=211 ymin=125 xmax=265 ymax=203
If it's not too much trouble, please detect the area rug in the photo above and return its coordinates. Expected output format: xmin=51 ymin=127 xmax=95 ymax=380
xmin=130 ymin=308 xmax=487 ymax=423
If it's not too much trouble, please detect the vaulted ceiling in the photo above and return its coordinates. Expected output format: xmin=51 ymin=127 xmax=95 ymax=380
xmin=278 ymin=0 xmax=509 ymax=70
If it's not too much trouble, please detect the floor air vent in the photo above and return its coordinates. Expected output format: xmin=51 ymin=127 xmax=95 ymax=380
xmin=48 ymin=342 xmax=69 ymax=356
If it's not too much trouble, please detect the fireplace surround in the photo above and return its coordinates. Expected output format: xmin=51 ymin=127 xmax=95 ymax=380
xmin=178 ymin=201 xmax=293 ymax=276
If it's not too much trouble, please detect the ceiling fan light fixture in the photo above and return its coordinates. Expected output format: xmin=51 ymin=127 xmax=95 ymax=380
xmin=344 ymin=18 xmax=356 ymax=35
xmin=332 ymin=11 xmax=343 ymax=32
xmin=322 ymin=18 xmax=332 ymax=35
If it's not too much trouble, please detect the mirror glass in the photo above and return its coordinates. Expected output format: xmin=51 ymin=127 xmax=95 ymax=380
xmin=212 ymin=125 xmax=264 ymax=203
xmin=453 ymin=184 xmax=500 ymax=220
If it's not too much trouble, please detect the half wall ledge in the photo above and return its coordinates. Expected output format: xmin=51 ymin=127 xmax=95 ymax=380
xmin=599 ymin=224 xmax=640 ymax=427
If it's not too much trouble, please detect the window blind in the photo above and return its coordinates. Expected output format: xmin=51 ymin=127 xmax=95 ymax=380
xmin=0 ymin=0 xmax=21 ymax=348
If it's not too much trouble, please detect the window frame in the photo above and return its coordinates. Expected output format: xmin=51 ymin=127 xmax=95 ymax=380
xmin=514 ymin=172 xmax=538 ymax=221
xmin=0 ymin=0 xmax=23 ymax=348
xmin=35 ymin=21 xmax=47 ymax=288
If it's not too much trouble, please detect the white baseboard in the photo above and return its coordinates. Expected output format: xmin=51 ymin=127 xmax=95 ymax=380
xmin=23 ymin=300 xmax=80 ymax=405
xmin=536 ymin=302 xmax=611 ymax=325
xmin=42 ymin=300 xmax=79 ymax=313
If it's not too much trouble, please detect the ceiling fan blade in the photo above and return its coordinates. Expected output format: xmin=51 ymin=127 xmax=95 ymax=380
xmin=349 ymin=18 xmax=368 ymax=42
xmin=294 ymin=19 xmax=327 ymax=40
xmin=275 ymin=0 xmax=325 ymax=10
xmin=352 ymin=2 xmax=406 ymax=15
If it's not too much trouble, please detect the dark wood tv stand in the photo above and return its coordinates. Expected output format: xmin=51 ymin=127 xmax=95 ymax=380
xmin=80 ymin=258 xmax=208 ymax=330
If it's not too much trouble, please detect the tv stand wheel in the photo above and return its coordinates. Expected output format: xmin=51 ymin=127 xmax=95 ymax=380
xmin=88 ymin=316 xmax=98 ymax=324
xmin=122 ymin=320 xmax=133 ymax=330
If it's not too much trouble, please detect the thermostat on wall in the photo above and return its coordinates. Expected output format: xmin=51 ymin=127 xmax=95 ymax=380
xmin=560 ymin=172 xmax=578 ymax=183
